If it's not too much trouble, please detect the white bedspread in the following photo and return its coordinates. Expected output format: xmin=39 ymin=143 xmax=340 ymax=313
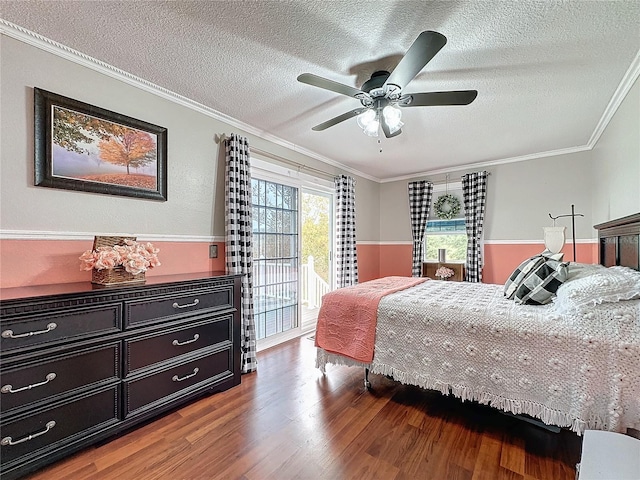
xmin=316 ymin=280 xmax=640 ymax=434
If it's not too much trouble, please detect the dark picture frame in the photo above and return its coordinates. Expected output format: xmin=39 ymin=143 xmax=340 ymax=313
xmin=34 ymin=88 xmax=167 ymax=201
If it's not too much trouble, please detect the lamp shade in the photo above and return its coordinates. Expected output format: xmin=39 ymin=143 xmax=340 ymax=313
xmin=543 ymin=226 xmax=566 ymax=254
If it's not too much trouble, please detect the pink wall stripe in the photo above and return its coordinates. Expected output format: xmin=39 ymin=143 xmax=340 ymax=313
xmin=0 ymin=239 xmax=225 ymax=289
xmin=1 ymin=239 xmax=598 ymax=289
xmin=356 ymin=244 xmax=380 ymax=283
xmin=374 ymin=242 xmax=599 ymax=285
xmin=483 ymin=243 xmax=598 ymax=285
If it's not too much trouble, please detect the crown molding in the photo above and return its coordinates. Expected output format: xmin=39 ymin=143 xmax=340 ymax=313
xmin=0 ymin=230 xmax=224 ymax=243
xmin=379 ymin=145 xmax=593 ymax=183
xmin=1 ymin=19 xmax=637 ymax=185
xmin=0 ymin=19 xmax=378 ymax=183
xmin=587 ymin=49 xmax=640 ymax=148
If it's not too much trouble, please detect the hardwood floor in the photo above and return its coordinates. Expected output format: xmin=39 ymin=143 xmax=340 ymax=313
xmin=25 ymin=336 xmax=582 ymax=480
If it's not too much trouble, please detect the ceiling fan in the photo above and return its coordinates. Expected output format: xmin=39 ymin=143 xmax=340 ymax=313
xmin=297 ymin=31 xmax=477 ymax=138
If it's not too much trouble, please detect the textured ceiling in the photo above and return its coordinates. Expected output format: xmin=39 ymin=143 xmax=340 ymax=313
xmin=1 ymin=1 xmax=639 ymax=181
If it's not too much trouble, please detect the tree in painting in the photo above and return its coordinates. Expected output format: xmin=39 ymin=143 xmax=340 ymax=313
xmin=51 ymin=107 xmax=157 ymax=190
xmin=98 ymin=130 xmax=156 ymax=174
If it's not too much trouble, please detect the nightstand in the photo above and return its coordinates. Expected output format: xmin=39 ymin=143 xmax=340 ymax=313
xmin=422 ymin=261 xmax=466 ymax=281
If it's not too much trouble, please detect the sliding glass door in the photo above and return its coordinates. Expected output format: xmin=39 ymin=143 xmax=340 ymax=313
xmin=300 ymin=189 xmax=333 ymax=331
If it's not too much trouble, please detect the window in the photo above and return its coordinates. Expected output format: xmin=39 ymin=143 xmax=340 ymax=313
xmin=251 ymin=178 xmax=299 ymax=340
xmin=424 ymin=218 xmax=467 ymax=262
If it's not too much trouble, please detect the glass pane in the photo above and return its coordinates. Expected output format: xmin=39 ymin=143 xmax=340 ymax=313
xmin=259 ymin=207 xmax=266 ymax=233
xmin=256 ymin=313 xmax=265 ymax=340
xmin=251 ymin=179 xmax=259 ymax=206
xmin=258 ymin=180 xmax=266 ymax=207
xmin=266 ymin=182 xmax=277 ymax=207
xmin=252 ymin=207 xmax=259 ymax=233
xmin=282 ymin=185 xmax=292 ymax=209
xmin=257 ymin=234 xmax=266 ymax=258
xmin=265 ymin=310 xmax=276 ymax=337
xmin=282 ymin=306 xmax=293 ymax=331
xmin=266 ymin=234 xmax=277 ymax=258
xmin=266 ymin=208 xmax=276 ymax=233
xmin=282 ymin=210 xmax=292 ymax=233
xmin=276 ymin=184 xmax=283 ymax=209
xmin=425 ymin=233 xmax=467 ymax=261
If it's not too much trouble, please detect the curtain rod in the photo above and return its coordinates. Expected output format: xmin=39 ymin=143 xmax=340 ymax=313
xmin=216 ymin=133 xmax=337 ymax=181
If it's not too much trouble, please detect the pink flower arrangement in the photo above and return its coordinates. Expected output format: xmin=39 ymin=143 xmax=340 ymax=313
xmin=435 ymin=266 xmax=455 ymax=280
xmin=80 ymin=239 xmax=160 ymax=275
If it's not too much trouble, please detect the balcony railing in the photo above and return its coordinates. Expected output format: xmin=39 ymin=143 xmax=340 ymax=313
xmin=253 ymin=256 xmax=329 ymax=310
xmin=300 ymin=256 xmax=330 ymax=309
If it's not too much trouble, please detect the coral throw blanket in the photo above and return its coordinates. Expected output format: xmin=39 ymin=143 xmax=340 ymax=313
xmin=314 ymin=276 xmax=427 ymax=363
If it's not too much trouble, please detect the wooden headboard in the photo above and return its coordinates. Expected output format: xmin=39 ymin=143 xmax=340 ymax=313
xmin=594 ymin=213 xmax=640 ymax=270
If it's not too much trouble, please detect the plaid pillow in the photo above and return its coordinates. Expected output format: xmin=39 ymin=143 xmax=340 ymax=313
xmin=504 ymin=251 xmax=564 ymax=299
xmin=514 ymin=260 xmax=569 ymax=305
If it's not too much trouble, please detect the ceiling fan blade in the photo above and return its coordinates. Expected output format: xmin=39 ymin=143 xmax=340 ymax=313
xmin=311 ymin=108 xmax=367 ymax=131
xmin=400 ymin=90 xmax=478 ymax=107
xmin=298 ymin=73 xmax=367 ymax=99
xmin=380 ymin=116 xmax=402 ymax=138
xmin=384 ymin=31 xmax=447 ymax=91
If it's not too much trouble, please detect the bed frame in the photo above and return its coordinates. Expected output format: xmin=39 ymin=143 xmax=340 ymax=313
xmin=362 ymin=212 xmax=640 ymax=391
xmin=594 ymin=212 xmax=640 ymax=271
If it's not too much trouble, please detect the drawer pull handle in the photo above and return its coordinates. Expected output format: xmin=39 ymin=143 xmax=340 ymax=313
xmin=172 ymin=367 xmax=199 ymax=382
xmin=1 ymin=373 xmax=57 ymax=394
xmin=1 ymin=421 xmax=56 ymax=446
xmin=172 ymin=299 xmax=200 ymax=309
xmin=2 ymin=323 xmax=57 ymax=339
xmin=172 ymin=334 xmax=200 ymax=346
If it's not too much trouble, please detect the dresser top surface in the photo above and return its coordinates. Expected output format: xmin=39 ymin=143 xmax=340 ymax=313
xmin=0 ymin=271 xmax=237 ymax=302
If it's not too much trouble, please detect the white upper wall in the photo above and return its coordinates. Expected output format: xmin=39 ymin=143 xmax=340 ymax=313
xmin=0 ymin=35 xmax=380 ymax=241
xmin=590 ymin=77 xmax=640 ymax=224
xmin=379 ymin=151 xmax=595 ymax=242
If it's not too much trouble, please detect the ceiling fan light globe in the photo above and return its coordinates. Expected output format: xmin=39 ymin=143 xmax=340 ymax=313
xmin=388 ymin=120 xmax=404 ymax=135
xmin=363 ymin=119 xmax=379 ymax=137
xmin=382 ymin=105 xmax=403 ymax=129
xmin=356 ymin=109 xmax=376 ymax=129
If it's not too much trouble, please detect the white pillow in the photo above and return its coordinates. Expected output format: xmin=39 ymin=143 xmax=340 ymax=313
xmin=554 ymin=266 xmax=640 ymax=313
xmin=565 ymin=262 xmax=606 ymax=282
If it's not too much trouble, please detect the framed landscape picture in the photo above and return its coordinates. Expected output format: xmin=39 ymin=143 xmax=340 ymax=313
xmin=34 ymin=88 xmax=167 ymax=201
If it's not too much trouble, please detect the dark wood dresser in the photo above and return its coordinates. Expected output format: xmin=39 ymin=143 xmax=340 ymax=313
xmin=0 ymin=272 xmax=241 ymax=479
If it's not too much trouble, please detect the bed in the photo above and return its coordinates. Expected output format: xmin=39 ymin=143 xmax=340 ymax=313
xmin=315 ymin=213 xmax=640 ymax=435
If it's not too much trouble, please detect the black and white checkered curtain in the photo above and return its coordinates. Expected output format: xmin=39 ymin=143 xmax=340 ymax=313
xmin=224 ymin=134 xmax=257 ymax=373
xmin=408 ymin=180 xmax=433 ymax=277
xmin=334 ymin=175 xmax=359 ymax=287
xmin=462 ymin=171 xmax=488 ymax=283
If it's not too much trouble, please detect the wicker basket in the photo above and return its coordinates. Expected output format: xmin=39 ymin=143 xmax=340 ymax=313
xmin=91 ymin=236 xmax=146 ymax=286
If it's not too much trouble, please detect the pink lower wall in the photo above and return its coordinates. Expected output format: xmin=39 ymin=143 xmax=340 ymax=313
xmin=483 ymin=243 xmax=598 ymax=285
xmin=373 ymin=242 xmax=599 ymax=285
xmin=356 ymin=244 xmax=380 ymax=283
xmin=0 ymin=239 xmax=226 ymax=289
xmin=378 ymin=244 xmax=413 ymax=278
xmin=0 ymin=238 xmax=599 ymax=289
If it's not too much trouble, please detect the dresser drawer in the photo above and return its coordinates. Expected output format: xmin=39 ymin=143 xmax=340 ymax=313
xmin=124 ymin=286 xmax=233 ymax=328
xmin=1 ymin=342 xmax=120 ymax=414
xmin=0 ymin=386 xmax=119 ymax=469
xmin=0 ymin=304 xmax=121 ymax=354
xmin=124 ymin=315 xmax=232 ymax=375
xmin=124 ymin=348 xmax=232 ymax=416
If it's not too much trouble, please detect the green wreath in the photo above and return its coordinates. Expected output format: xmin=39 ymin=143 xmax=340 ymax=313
xmin=434 ymin=194 xmax=461 ymax=219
